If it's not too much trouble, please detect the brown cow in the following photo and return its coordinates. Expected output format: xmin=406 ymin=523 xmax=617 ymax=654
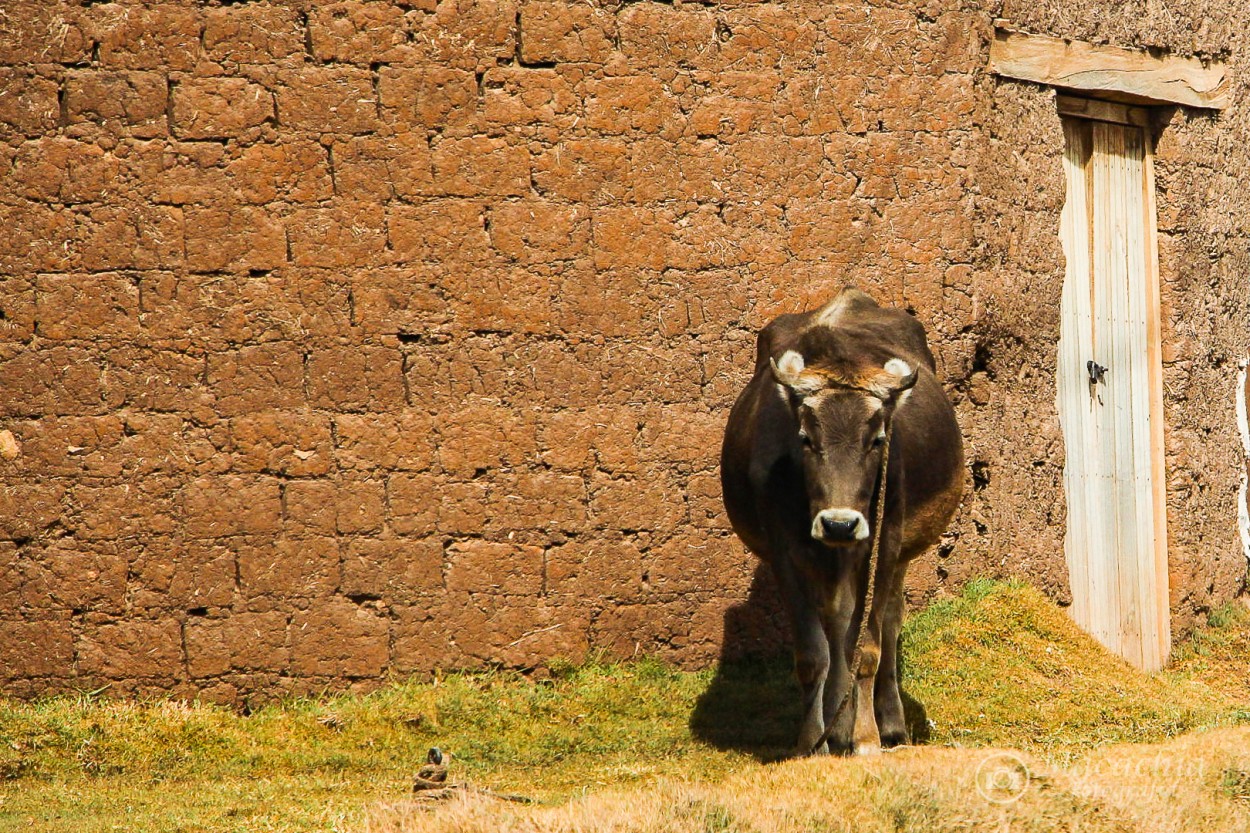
xmin=721 ymin=287 xmax=963 ymax=756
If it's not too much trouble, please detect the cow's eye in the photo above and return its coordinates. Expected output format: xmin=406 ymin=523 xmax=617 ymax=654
xmin=798 ymin=430 xmax=813 ymax=448
xmin=870 ymin=434 xmax=886 ymax=449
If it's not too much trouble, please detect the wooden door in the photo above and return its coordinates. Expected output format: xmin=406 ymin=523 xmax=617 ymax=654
xmin=1057 ymin=100 xmax=1169 ymax=671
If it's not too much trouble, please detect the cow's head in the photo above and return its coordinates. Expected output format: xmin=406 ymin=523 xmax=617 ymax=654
xmin=770 ymin=342 xmax=918 ymax=547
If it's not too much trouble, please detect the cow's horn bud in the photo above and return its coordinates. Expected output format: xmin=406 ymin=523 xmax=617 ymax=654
xmin=884 ymin=358 xmax=918 ymax=393
xmin=771 ymin=350 xmax=806 ymax=386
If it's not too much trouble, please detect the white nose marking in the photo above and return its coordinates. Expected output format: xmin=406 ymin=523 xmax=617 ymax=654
xmin=811 ymin=508 xmax=870 ymax=541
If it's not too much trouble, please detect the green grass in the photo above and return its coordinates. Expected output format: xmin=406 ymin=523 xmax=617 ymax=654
xmin=1 ymin=581 xmax=1247 ymax=832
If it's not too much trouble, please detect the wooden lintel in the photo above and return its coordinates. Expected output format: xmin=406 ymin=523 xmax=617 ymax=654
xmin=990 ymin=27 xmax=1229 ymax=110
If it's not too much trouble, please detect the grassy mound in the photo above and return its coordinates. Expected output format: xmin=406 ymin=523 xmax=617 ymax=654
xmin=0 ymin=580 xmax=1247 ymax=832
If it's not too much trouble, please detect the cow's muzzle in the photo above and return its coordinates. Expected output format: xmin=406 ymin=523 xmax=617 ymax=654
xmin=811 ymin=509 xmax=870 ymax=544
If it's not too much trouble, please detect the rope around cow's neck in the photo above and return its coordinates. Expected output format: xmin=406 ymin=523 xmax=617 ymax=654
xmin=808 ymin=411 xmax=893 ymax=756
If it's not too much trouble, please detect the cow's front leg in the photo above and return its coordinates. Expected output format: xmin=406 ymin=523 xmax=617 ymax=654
xmin=874 ymin=561 xmax=910 ymax=748
xmin=772 ymin=559 xmax=830 ymax=756
xmin=818 ymin=565 xmax=858 ymax=755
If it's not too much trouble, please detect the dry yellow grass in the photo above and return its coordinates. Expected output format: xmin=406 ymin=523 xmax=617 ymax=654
xmin=363 ymin=730 xmax=1250 ymax=833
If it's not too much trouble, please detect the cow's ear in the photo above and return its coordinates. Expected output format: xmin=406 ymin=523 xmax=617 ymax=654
xmin=771 ymin=351 xmax=823 ymax=395
xmin=884 ymin=358 xmax=919 ymax=393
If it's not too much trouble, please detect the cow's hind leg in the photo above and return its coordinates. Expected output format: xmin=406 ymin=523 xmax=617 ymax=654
xmin=773 ymin=559 xmax=830 ymax=756
xmin=874 ymin=564 xmax=909 ymax=748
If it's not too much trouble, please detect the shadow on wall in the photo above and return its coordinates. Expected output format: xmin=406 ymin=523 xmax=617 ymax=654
xmin=689 ymin=562 xmax=930 ymax=761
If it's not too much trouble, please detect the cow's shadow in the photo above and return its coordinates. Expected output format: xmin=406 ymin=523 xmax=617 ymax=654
xmin=689 ymin=562 xmax=931 ymax=762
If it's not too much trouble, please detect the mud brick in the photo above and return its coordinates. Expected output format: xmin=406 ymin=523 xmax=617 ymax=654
xmin=647 ymin=531 xmax=751 ymax=597
xmin=391 ymin=601 xmax=461 ymax=672
xmin=378 ymin=66 xmax=477 ymax=132
xmin=446 ymin=595 xmax=590 ymax=666
xmin=306 ymin=345 xmax=405 ymax=412
xmin=589 ymin=468 xmax=688 ymax=532
xmin=445 ymin=539 xmax=542 ymax=595
xmin=590 ymin=599 xmax=698 ymax=659
xmin=0 ymin=620 xmax=74 ymax=680
xmin=387 ymin=473 xmax=442 ymax=535
xmin=437 ymin=402 xmax=539 ymax=476
xmin=331 ymin=133 xmax=432 ymax=201
xmin=336 ymin=479 xmax=386 ymax=534
xmin=183 ymin=204 xmax=286 ymax=273
xmin=341 ymin=536 xmax=442 ymax=602
xmin=0 ymin=69 xmax=59 ymax=137
xmin=429 ymin=137 xmax=529 ymax=197
xmin=544 ymin=405 xmax=640 ymax=473
xmin=487 ymin=472 xmax=586 ymax=532
xmin=35 ymin=273 xmax=140 ymax=342
xmin=186 ymin=611 xmax=290 ymax=678
xmin=550 ymin=267 xmax=651 ymax=337
xmin=93 ymin=4 xmax=201 ymax=71
xmin=77 ymin=619 xmax=183 ymax=679
xmin=0 ymin=202 xmax=74 ymax=274
xmin=334 ymin=411 xmax=436 ymax=471
xmin=0 ymin=276 xmax=35 ymax=343
xmin=637 ymin=404 xmax=722 ymax=468
xmin=277 ymin=67 xmax=380 ymax=135
xmin=127 ymin=139 xmax=229 ymax=206
xmin=0 ymin=5 xmax=91 ymax=64
xmin=434 ymin=480 xmax=489 ymax=535
xmin=228 ymin=139 xmax=333 ymax=204
xmin=482 ymin=67 xmax=578 ymax=128
xmin=546 ymin=534 xmax=645 ymax=601
xmin=75 ymin=479 xmax=179 ymax=540
xmin=0 ymin=345 xmax=107 ymax=417
xmin=0 ymin=483 xmax=66 ymax=542
xmin=518 ymin=1 xmax=615 ymax=64
xmin=185 ymin=475 xmax=282 ymax=538
xmin=63 ymin=70 xmax=168 ymax=138
xmin=11 ymin=139 xmax=123 ymax=204
xmin=172 ymin=78 xmax=274 ymax=140
xmin=447 ymin=262 xmax=562 ymax=333
xmin=532 ymin=139 xmax=629 ymax=203
xmin=717 ymin=6 xmax=818 ymax=72
xmin=288 ymin=202 xmax=387 ymax=268
xmin=129 ymin=538 xmax=237 ymax=611
xmin=75 ymin=204 xmax=184 ymax=272
xmin=284 ymin=479 xmax=338 ymax=537
xmin=687 ymin=471 xmax=731 ymax=530
xmin=142 ymin=271 xmax=351 ymax=347
xmin=1 ymin=542 xmax=25 ymax=609
xmin=101 ymin=347 xmax=203 ymax=413
xmin=627 ymin=137 xmax=732 ymax=204
xmin=238 ymin=536 xmax=338 ymax=601
xmin=415 ymin=0 xmax=517 ymax=70
xmin=22 ymin=541 xmax=127 ymax=613
xmin=389 ymin=200 xmax=490 ymax=264
xmin=539 ymin=409 xmax=597 ymax=472
xmin=289 ymin=597 xmax=389 ymax=677
xmin=618 ymin=4 xmax=717 ymax=68
xmin=203 ymin=5 xmax=305 ymax=63
xmin=310 ymin=2 xmax=410 ymax=64
xmin=591 ymin=205 xmax=674 ymax=270
xmin=350 ymin=266 xmax=449 ymax=335
xmin=687 ymin=95 xmax=770 ymax=138
xmin=725 ymin=136 xmax=824 ymax=202
xmin=229 ymin=411 xmax=333 ymax=477
xmin=491 ymin=200 xmax=590 ymax=263
xmin=785 ymin=198 xmax=871 ymax=266
xmin=583 ymin=76 xmax=678 ymax=136
xmin=207 ymin=343 xmax=305 ymax=415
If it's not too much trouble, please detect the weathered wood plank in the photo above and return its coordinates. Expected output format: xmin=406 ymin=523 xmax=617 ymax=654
xmin=990 ymin=27 xmax=1229 ymax=110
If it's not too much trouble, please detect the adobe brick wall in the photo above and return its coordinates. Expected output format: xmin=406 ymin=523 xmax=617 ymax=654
xmin=0 ymin=0 xmax=1246 ymax=703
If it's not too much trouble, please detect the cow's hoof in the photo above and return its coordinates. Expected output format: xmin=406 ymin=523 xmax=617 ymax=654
xmin=880 ymin=729 xmax=911 ymax=749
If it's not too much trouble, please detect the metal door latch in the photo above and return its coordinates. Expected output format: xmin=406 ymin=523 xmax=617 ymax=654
xmin=1087 ymin=360 xmax=1107 ymax=404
